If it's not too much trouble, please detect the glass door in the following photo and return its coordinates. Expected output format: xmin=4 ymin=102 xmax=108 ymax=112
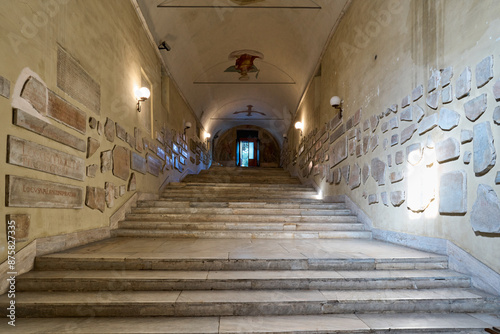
xmin=238 ymin=138 xmax=259 ymax=167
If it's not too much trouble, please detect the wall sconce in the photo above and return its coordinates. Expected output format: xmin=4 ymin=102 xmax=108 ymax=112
xmin=283 ymin=134 xmax=288 ymax=141
xmin=204 ymin=132 xmax=211 ymax=144
xmin=135 ymin=87 xmax=150 ymax=112
xmin=184 ymin=121 xmax=192 ymax=135
xmin=330 ymin=95 xmax=343 ymax=117
xmin=294 ymin=121 xmax=303 ymax=136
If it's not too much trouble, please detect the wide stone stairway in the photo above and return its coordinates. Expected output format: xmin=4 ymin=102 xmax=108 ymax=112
xmin=1 ymin=167 xmax=499 ymax=333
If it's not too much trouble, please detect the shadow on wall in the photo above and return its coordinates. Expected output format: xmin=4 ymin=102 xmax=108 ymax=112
xmin=214 ymin=125 xmax=280 ymax=167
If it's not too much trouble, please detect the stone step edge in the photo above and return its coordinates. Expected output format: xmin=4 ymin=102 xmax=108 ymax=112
xmin=0 ymin=314 xmax=494 ymax=334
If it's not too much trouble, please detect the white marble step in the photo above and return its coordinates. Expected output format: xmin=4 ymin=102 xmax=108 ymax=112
xmin=160 ymin=193 xmax=321 ymax=200
xmin=130 ymin=207 xmax=352 ymax=216
xmin=2 ymin=288 xmax=498 ymax=317
xmin=16 ymin=269 xmax=471 ymax=292
xmin=124 ymin=213 xmax=358 ymax=223
xmin=1 ymin=313 xmax=497 ymax=333
xmin=112 ymin=229 xmax=373 ymax=239
xmin=170 ymin=182 xmax=313 ymax=189
xmin=156 ymin=196 xmax=328 ymax=203
xmin=136 ymin=200 xmax=346 ymax=210
xmin=117 ymin=221 xmax=365 ymax=231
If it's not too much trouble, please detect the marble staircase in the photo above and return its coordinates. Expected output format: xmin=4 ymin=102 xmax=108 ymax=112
xmin=1 ymin=167 xmax=499 ymax=333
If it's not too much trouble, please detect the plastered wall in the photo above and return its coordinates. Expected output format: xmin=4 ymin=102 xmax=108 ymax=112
xmin=0 ymin=0 xmax=209 ymax=264
xmin=285 ymin=0 xmax=500 ymax=274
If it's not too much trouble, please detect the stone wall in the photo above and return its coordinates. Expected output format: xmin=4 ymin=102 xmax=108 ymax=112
xmin=0 ymin=0 xmax=209 ymax=264
xmin=284 ymin=0 xmax=500 ymax=274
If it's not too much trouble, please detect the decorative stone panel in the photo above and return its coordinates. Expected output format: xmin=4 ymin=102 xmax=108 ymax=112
xmin=464 ymin=94 xmax=487 ymax=122
xmin=435 ymin=137 xmax=460 ymax=163
xmin=471 ymin=184 xmax=500 ymax=233
xmin=473 ymin=121 xmax=496 ymax=176
xmin=439 ymin=170 xmax=467 ymax=215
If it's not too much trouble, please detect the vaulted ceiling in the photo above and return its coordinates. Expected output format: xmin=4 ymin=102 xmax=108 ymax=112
xmin=136 ymin=0 xmax=349 ymax=141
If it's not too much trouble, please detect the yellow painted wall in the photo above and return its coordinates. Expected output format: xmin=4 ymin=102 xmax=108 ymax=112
xmin=289 ymin=0 xmax=500 ymax=273
xmin=0 ymin=0 xmax=205 ymax=263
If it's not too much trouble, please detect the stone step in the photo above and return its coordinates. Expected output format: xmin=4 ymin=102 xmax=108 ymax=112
xmin=2 ymin=288 xmax=498 ymax=318
xmin=160 ymin=193 xmax=321 ymax=200
xmin=130 ymin=207 xmax=352 ymax=216
xmin=169 ymin=182 xmax=312 ymax=189
xmin=117 ymin=221 xmax=366 ymax=232
xmin=16 ymin=269 xmax=471 ymax=292
xmin=112 ymin=229 xmax=373 ymax=239
xmin=124 ymin=213 xmax=358 ymax=223
xmin=163 ymin=189 xmax=319 ymax=196
xmin=0 ymin=314 xmax=497 ymax=333
xmin=34 ymin=254 xmax=449 ymax=271
xmin=156 ymin=197 xmax=328 ymax=203
xmin=136 ymin=200 xmax=346 ymax=210
xmin=182 ymin=177 xmax=302 ymax=184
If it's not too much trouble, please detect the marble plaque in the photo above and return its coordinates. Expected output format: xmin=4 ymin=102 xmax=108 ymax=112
xmin=115 ymin=123 xmax=127 ymax=142
xmin=0 ymin=75 xmax=10 ymax=99
xmin=13 ymin=109 xmax=86 ymax=152
xmin=112 ymin=146 xmax=130 ymax=181
xmin=131 ymin=152 xmax=147 ymax=174
xmin=47 ymin=90 xmax=87 ymax=134
xmin=20 ymin=76 xmax=46 ymax=114
xmin=57 ymin=47 xmax=100 ymax=114
xmin=7 ymin=136 xmax=85 ymax=181
xmin=7 ymin=175 xmax=84 ymax=208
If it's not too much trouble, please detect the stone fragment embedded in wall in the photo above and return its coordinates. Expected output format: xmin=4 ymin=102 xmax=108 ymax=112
xmin=104 ymin=118 xmax=115 ymax=142
xmin=89 ymin=117 xmax=97 ymax=129
xmin=85 ymin=186 xmax=105 ymax=213
xmin=147 ymin=154 xmax=163 ymax=177
xmin=407 ymin=165 xmax=435 ymax=213
xmin=135 ymin=128 xmax=144 ymax=152
xmin=356 ymin=142 xmax=363 ymax=157
xmin=368 ymin=194 xmax=378 ymax=205
xmin=21 ymin=76 xmax=47 ymax=114
xmin=414 ymin=105 xmax=425 ymax=123
xmin=400 ymin=106 xmax=413 ymax=122
xmin=105 ymin=182 xmax=115 ymax=208
xmin=7 ymin=136 xmax=86 ymax=181
xmin=438 ymin=108 xmax=460 ymax=131
xmin=381 ymin=121 xmax=389 ymax=133
xmin=57 ymin=47 xmax=100 ymax=114
xmin=418 ymin=114 xmax=438 ymax=135
xmin=329 ymin=114 xmax=342 ymax=131
xmin=6 ymin=175 xmax=84 ymax=208
xmin=13 ymin=109 xmax=86 ymax=152
xmin=473 ymin=121 xmax=496 ymax=176
xmin=460 ymin=129 xmax=473 ymax=144
xmin=87 ymin=137 xmax=100 ymax=158
xmin=441 ymin=66 xmax=453 ymax=87
xmin=401 ymin=95 xmax=410 ymax=108
xmin=442 ymin=85 xmax=453 ymax=104
xmin=362 ymin=163 xmax=370 ymax=184
xmin=456 ymin=67 xmax=472 ymax=99
xmin=463 ymin=151 xmax=472 ymax=164
xmin=412 ymin=85 xmax=424 ymax=101
xmin=464 ymin=94 xmax=487 ymax=122
xmin=97 ymin=121 xmax=103 ymax=135
xmin=388 ymin=116 xmax=399 ymax=130
xmin=371 ymin=158 xmax=386 ymax=186
xmin=387 ymin=104 xmax=397 ymax=115
xmin=390 ymin=191 xmax=405 ymax=207
xmin=157 ymin=146 xmax=166 ymax=161
xmin=494 ymin=106 xmax=500 ymax=125
xmin=406 ymin=143 xmax=423 ymax=166
xmin=114 ymin=185 xmax=120 ymax=199
xmin=424 ymin=147 xmax=436 ymax=167
xmin=348 ymin=138 xmax=356 ymax=156
xmin=381 ymin=192 xmax=389 ymax=206
xmin=87 ymin=164 xmax=99 ymax=178
xmin=47 ymin=91 xmax=87 ymax=134
xmin=331 ymin=137 xmax=348 ymax=167
xmin=390 ymin=170 xmax=404 ymax=183
xmin=0 ymin=75 xmax=10 ymax=98
xmin=475 ymin=55 xmax=494 ymax=88
xmin=119 ymin=185 xmax=126 ymax=197
xmin=6 ymin=214 xmax=30 ymax=240
xmin=116 ymin=123 xmax=127 ymax=142
xmin=494 ymin=79 xmax=500 ymax=101
xmin=333 ymin=168 xmax=341 ymax=185
xmin=370 ymin=135 xmax=379 ymax=152
xmin=387 ymin=154 xmax=392 ymax=167
xmin=428 ymin=70 xmax=440 ymax=93
xmin=370 ymin=115 xmax=379 ymax=132
xmin=435 ymin=137 xmax=460 ymax=163
xmin=426 ymin=136 xmax=435 ymax=149
xmin=131 ymin=152 xmax=147 ymax=174
xmin=496 ymin=172 xmax=500 ymax=184
xmin=471 ymin=184 xmax=500 ymax=233
xmin=126 ymin=133 xmax=136 ymax=149
xmin=128 ymin=173 xmax=137 ymax=191
xmin=383 ymin=138 xmax=389 ymax=150
xmin=112 ymin=146 xmax=130 ymax=181
xmin=330 ymin=124 xmax=345 ymax=143
xmin=349 ymin=163 xmax=361 ymax=190
xmin=391 ymin=134 xmax=399 ymax=146
xmin=426 ymin=91 xmax=440 ymax=110
xmin=363 ymin=119 xmax=370 ymax=132
xmin=400 ymin=124 xmax=417 ymax=145
xmin=363 ymin=135 xmax=370 ymax=154
xmin=439 ymin=170 xmax=467 ymax=215
xmin=101 ymin=150 xmax=112 ymax=173
xmin=395 ymin=151 xmax=404 ymax=165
